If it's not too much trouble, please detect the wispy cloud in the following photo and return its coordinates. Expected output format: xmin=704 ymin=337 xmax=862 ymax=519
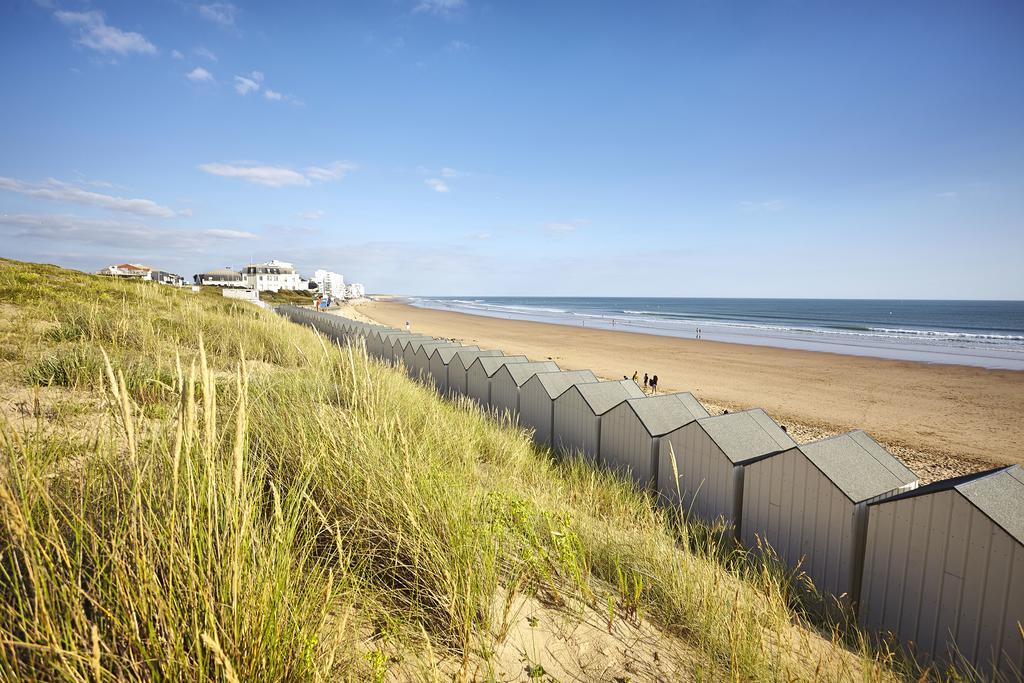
xmin=0 ymin=213 xmax=257 ymax=250
xmin=54 ymin=10 xmax=157 ymax=56
xmin=305 ymin=162 xmax=356 ymax=182
xmin=466 ymin=231 xmax=491 ymax=240
xmin=545 ymin=219 xmax=588 ymax=233
xmin=233 ymin=70 xmax=264 ymax=95
xmin=446 ymin=39 xmax=470 ymax=53
xmin=297 ymin=210 xmax=325 ymax=220
xmin=198 ymin=2 xmax=238 ymax=27
xmin=264 ymin=89 xmax=283 ymax=101
xmin=171 ymin=49 xmax=184 ymax=60
xmin=425 ymin=178 xmax=449 ymax=193
xmin=0 ymin=176 xmax=182 ymax=218
xmin=440 ymin=167 xmax=460 ymax=178
xmin=739 ymin=199 xmax=787 ymax=212
xmin=199 ymin=161 xmax=357 ymax=188
xmin=936 ymin=191 xmax=959 ymax=199
xmin=186 ymin=67 xmax=214 ymax=83
xmin=413 ymin=0 xmax=466 ymax=16
xmin=193 ymin=46 xmax=217 ymax=61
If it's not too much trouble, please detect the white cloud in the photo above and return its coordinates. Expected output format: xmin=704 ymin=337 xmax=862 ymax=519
xmin=0 ymin=176 xmax=181 ymax=218
xmin=440 ymin=167 xmax=459 ymax=178
xmin=545 ymin=219 xmax=588 ymax=233
xmin=233 ymin=70 xmax=264 ymax=95
xmin=193 ymin=46 xmax=218 ymax=61
xmin=54 ymin=10 xmax=157 ymax=56
xmin=425 ymin=178 xmax=449 ymax=193
xmin=171 ymin=49 xmax=185 ymax=60
xmin=199 ymin=162 xmax=308 ymax=187
xmin=297 ymin=210 xmax=325 ymax=220
xmin=739 ymin=199 xmax=787 ymax=212
xmin=198 ymin=3 xmax=238 ymax=27
xmin=263 ymin=89 xmax=283 ymax=101
xmin=446 ymin=40 xmax=470 ymax=53
xmin=199 ymin=161 xmax=356 ymax=188
xmin=186 ymin=67 xmax=214 ymax=83
xmin=0 ymin=213 xmax=257 ymax=250
xmin=936 ymin=191 xmax=959 ymax=199
xmin=305 ymin=161 xmax=356 ymax=182
xmin=414 ymin=0 xmax=466 ymax=16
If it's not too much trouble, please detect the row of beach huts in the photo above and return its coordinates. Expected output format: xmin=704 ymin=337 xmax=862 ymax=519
xmin=277 ymin=305 xmax=1024 ymax=681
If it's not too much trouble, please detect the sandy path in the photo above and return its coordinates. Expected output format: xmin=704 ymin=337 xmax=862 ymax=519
xmin=351 ymin=301 xmax=1024 ymax=482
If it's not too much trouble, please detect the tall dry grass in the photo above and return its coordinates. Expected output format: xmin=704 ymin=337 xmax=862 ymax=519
xmin=0 ymin=258 xmax=969 ymax=681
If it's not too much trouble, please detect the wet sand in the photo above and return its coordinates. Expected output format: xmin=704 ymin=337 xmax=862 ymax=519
xmin=351 ymin=300 xmax=1024 ymax=482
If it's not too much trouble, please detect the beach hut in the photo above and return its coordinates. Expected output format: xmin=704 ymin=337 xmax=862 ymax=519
xmin=413 ymin=341 xmax=459 ymax=382
xmin=552 ymin=380 xmax=645 ymax=464
xmin=657 ymin=408 xmax=793 ymax=531
xmin=601 ymin=393 xmax=710 ymax=489
xmin=375 ymin=331 xmax=405 ymax=361
xmin=519 ymin=370 xmax=598 ymax=447
xmin=859 ymin=465 xmax=1024 ymax=679
xmin=390 ymin=335 xmax=432 ymax=365
xmin=465 ymin=355 xmax=528 ymax=407
xmin=488 ymin=361 xmax=561 ymax=418
xmin=402 ymin=337 xmax=439 ymax=375
xmin=740 ymin=430 xmax=918 ymax=604
xmin=428 ymin=345 xmax=477 ymax=396
xmin=448 ymin=349 xmax=504 ymax=397
xmin=365 ymin=329 xmax=390 ymax=358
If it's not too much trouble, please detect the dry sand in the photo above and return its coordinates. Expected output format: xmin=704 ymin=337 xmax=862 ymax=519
xmin=352 ymin=300 xmax=1024 ymax=483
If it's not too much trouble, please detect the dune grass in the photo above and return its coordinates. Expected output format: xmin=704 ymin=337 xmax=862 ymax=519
xmin=0 ymin=258 xmax=964 ymax=681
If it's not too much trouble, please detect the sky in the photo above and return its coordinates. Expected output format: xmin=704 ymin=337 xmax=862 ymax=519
xmin=1 ymin=0 xmax=1022 ymax=298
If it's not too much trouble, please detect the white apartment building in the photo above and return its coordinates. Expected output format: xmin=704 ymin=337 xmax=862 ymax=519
xmin=312 ymin=269 xmax=345 ymax=298
xmin=345 ymin=283 xmax=366 ymax=299
xmin=242 ymin=259 xmax=304 ymax=292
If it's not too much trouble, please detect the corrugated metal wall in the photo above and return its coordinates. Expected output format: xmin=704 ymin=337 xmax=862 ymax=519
xmin=600 ymin=404 xmax=657 ymax=488
xmin=489 ymin=370 xmax=520 ymax=418
xmin=552 ymin=389 xmax=601 ymax=464
xmin=519 ymin=380 xmax=553 ymax=447
xmin=466 ymin=364 xmax=492 ymax=407
xmin=741 ymin=448 xmax=858 ymax=600
xmin=448 ymin=358 xmax=472 ymax=396
xmin=658 ymin=423 xmax=741 ymax=528
xmin=860 ymin=491 xmax=1024 ymax=679
xmin=428 ymin=355 xmax=451 ymax=395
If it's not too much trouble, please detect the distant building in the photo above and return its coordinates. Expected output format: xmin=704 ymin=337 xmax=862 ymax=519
xmin=242 ymin=259 xmax=304 ymax=292
xmin=194 ymin=267 xmax=246 ymax=288
xmin=312 ymin=269 xmax=345 ymax=298
xmin=97 ymin=263 xmax=152 ymax=280
xmin=151 ymin=271 xmax=186 ymax=287
xmin=345 ymin=283 xmax=365 ymax=299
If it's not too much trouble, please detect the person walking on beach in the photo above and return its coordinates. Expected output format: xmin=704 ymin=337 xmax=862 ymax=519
xmin=643 ymin=373 xmax=649 ymax=392
xmin=405 ymin=321 xmax=411 ymax=332
xmin=315 ymin=294 xmax=322 ymax=310
xmin=632 ymin=370 xmax=638 ymax=383
xmin=651 ymin=375 xmax=659 ymax=394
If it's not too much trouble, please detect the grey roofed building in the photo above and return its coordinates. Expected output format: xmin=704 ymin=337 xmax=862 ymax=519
xmin=577 ymin=380 xmax=647 ymax=416
xmin=624 ymin=392 xmax=710 ymax=437
xmin=802 ymin=430 xmax=918 ymax=502
xmin=869 ymin=463 xmax=1024 ymax=540
xmin=532 ymin=369 xmax=598 ymax=399
xmin=504 ymin=361 xmax=561 ymax=388
xmin=433 ymin=345 xmax=469 ymax=365
xmin=699 ymin=408 xmax=798 ymax=464
xmin=473 ymin=355 xmax=528 ymax=377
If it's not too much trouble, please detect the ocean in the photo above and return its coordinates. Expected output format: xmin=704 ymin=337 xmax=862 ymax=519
xmin=407 ymin=297 xmax=1024 ymax=370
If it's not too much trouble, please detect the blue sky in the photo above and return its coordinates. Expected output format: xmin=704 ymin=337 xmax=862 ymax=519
xmin=1 ymin=0 xmax=1022 ymax=298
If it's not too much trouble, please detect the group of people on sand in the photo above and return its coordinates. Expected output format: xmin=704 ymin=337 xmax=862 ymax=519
xmin=313 ymin=294 xmax=332 ymax=311
xmin=630 ymin=370 xmax=659 ymax=394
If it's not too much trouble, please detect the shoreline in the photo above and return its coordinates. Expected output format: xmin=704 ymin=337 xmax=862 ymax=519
xmin=348 ymin=300 xmax=1024 ymax=482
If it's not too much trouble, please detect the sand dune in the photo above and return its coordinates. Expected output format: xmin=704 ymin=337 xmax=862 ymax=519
xmin=353 ymin=300 xmax=1024 ymax=482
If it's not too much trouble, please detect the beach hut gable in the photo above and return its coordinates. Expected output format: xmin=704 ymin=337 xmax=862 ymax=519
xmin=473 ymin=355 xmax=528 ymax=377
xmin=627 ymin=393 xmax=710 ymax=438
xmin=698 ymin=409 xmax=797 ymax=465
xmin=433 ymin=345 xmax=469 ymax=365
xmin=577 ymin=380 xmax=646 ymax=416
xmin=533 ymin=369 xmax=598 ymax=399
xmin=503 ymin=361 xmax=560 ymax=387
xmin=801 ymin=430 xmax=918 ymax=503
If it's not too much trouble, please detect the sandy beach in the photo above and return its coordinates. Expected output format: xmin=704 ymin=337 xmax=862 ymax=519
xmin=351 ymin=300 xmax=1024 ymax=482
